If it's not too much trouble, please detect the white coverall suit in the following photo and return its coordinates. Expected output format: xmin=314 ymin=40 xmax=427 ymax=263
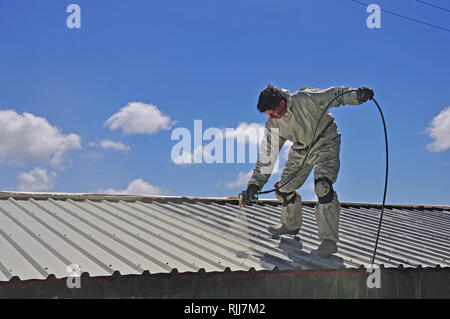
xmin=248 ymin=86 xmax=362 ymax=243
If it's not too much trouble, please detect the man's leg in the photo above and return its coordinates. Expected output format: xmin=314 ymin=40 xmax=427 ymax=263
xmin=268 ymin=144 xmax=313 ymax=236
xmin=314 ymin=179 xmax=340 ymax=242
xmin=311 ymin=135 xmax=341 ymax=257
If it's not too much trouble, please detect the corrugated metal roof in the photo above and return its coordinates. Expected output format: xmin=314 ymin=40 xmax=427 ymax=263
xmin=0 ymin=192 xmax=449 ymax=282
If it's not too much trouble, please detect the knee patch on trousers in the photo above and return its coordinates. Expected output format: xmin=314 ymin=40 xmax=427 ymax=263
xmin=275 ymin=190 xmax=297 ymax=207
xmin=315 ymin=177 xmax=334 ymax=204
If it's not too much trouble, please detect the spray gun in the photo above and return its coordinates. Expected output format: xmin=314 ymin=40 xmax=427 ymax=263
xmin=238 ymin=188 xmax=259 ymax=207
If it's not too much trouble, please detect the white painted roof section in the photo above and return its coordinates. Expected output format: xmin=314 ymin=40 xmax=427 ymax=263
xmin=0 ymin=192 xmax=449 ymax=281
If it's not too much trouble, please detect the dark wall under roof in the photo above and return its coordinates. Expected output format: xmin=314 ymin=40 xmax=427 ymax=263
xmin=1 ymin=267 xmax=449 ymax=299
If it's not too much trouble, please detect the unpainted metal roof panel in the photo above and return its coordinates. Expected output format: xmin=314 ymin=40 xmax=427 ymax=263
xmin=0 ymin=193 xmax=449 ymax=281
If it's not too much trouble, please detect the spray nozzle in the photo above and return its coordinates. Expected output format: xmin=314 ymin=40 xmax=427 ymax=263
xmin=238 ymin=189 xmax=258 ymax=207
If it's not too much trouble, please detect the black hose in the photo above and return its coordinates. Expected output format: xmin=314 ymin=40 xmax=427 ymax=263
xmin=370 ymin=98 xmax=389 ymax=265
xmin=255 ymin=90 xmax=389 ymax=264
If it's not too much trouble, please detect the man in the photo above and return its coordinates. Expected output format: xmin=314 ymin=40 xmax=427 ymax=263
xmin=242 ymin=84 xmax=374 ymax=258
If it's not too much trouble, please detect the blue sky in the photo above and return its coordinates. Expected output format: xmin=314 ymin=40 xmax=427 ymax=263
xmin=0 ymin=0 xmax=449 ymax=205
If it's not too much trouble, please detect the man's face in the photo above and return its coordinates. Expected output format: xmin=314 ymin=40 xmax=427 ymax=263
xmin=264 ymin=100 xmax=287 ymax=119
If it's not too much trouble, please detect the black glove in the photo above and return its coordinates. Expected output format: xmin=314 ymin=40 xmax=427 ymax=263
xmin=357 ymin=86 xmax=374 ymax=103
xmin=241 ymin=184 xmax=260 ymax=204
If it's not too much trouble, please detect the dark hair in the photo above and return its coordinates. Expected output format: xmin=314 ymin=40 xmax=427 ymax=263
xmin=256 ymin=84 xmax=284 ymax=112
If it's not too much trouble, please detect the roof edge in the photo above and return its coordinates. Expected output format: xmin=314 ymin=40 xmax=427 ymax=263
xmin=0 ymin=191 xmax=449 ymax=211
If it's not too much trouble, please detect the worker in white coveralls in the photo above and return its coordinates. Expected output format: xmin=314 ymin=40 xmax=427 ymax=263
xmin=242 ymin=85 xmax=374 ymax=258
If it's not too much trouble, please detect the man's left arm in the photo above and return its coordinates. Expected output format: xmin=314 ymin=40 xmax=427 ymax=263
xmin=308 ymin=86 xmax=374 ymax=109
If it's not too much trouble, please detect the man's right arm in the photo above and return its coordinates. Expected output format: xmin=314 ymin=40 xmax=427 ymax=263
xmin=247 ymin=122 xmax=287 ymax=190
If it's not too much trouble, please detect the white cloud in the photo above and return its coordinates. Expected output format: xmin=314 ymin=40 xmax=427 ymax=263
xmin=0 ymin=110 xmax=81 ymax=169
xmin=299 ymin=180 xmax=317 ymax=201
xmin=172 ymin=145 xmax=203 ymax=165
xmin=303 ymin=180 xmax=315 ymax=191
xmin=17 ymin=167 xmax=57 ymax=192
xmin=224 ymin=122 xmax=265 ymax=145
xmin=172 ymin=122 xmax=266 ymax=166
xmin=225 ymin=170 xmax=253 ymax=189
xmin=265 ymin=141 xmax=293 ymax=175
xmin=172 ymin=151 xmax=192 ymax=165
xmin=100 ymin=140 xmax=131 ymax=152
xmin=227 ymin=123 xmax=294 ymax=161
xmin=302 ymin=193 xmax=318 ymax=201
xmin=426 ymin=106 xmax=450 ymax=152
xmin=104 ymin=102 xmax=175 ymax=135
xmin=98 ymin=179 xmax=167 ymax=195
xmin=280 ymin=140 xmax=294 ymax=160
